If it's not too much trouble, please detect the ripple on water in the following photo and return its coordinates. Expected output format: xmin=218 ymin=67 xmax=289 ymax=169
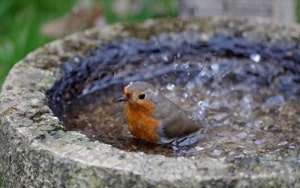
xmin=48 ymin=33 xmax=300 ymax=158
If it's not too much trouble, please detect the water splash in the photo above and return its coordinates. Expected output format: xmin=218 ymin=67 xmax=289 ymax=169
xmin=48 ymin=32 xmax=300 ymax=158
xmin=250 ymin=53 xmax=261 ymax=63
xmin=166 ymin=83 xmax=175 ymax=91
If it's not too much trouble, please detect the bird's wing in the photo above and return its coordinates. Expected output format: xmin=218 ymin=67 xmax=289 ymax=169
xmin=160 ymin=110 xmax=200 ymax=139
xmin=153 ymin=94 xmax=200 ymax=140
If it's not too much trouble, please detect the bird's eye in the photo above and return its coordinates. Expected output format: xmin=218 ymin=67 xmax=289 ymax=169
xmin=138 ymin=93 xmax=145 ymax=100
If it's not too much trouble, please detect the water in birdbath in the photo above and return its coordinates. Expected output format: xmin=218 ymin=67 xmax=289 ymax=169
xmin=48 ymin=31 xmax=300 ymax=158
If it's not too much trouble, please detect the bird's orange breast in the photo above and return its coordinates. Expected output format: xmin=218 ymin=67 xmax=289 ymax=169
xmin=125 ymin=105 xmax=160 ymax=143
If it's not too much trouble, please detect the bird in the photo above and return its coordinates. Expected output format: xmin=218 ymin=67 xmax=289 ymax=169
xmin=118 ymin=81 xmax=201 ymax=144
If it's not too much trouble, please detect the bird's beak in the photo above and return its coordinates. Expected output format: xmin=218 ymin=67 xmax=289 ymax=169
xmin=117 ymin=96 xmax=128 ymax=102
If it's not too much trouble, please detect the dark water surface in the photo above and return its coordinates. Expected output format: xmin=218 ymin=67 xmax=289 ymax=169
xmin=48 ymin=32 xmax=300 ymax=158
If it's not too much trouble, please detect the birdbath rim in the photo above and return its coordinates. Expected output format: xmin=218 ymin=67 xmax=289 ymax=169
xmin=1 ymin=18 xmax=299 ymax=187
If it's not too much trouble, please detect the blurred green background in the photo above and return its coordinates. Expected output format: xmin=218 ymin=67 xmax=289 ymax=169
xmin=0 ymin=0 xmax=300 ymax=88
xmin=0 ymin=0 xmax=177 ymax=88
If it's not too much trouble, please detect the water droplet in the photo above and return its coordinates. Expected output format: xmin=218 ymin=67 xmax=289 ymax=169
xmin=242 ymin=150 xmax=256 ymax=155
xmin=277 ymin=141 xmax=288 ymax=146
xmin=166 ymin=83 xmax=175 ymax=91
xmin=182 ymin=62 xmax=190 ymax=69
xmin=250 ymin=53 xmax=261 ymax=63
xmin=180 ymin=92 xmax=188 ymax=102
xmin=211 ymin=149 xmax=222 ymax=156
xmin=194 ymin=146 xmax=205 ymax=151
xmin=197 ymin=101 xmax=208 ymax=112
xmin=211 ymin=63 xmax=219 ymax=72
xmin=289 ymin=144 xmax=295 ymax=149
xmin=243 ymin=94 xmax=253 ymax=103
xmin=183 ymin=92 xmax=188 ymax=98
xmin=197 ymin=101 xmax=204 ymax=107
xmin=161 ymin=53 xmax=169 ymax=62
xmin=74 ymin=57 xmax=80 ymax=62
xmin=53 ymin=116 xmax=59 ymax=120
xmin=173 ymin=63 xmax=178 ymax=70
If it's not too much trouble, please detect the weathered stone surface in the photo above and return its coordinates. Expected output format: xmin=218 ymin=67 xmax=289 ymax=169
xmin=0 ymin=18 xmax=300 ymax=187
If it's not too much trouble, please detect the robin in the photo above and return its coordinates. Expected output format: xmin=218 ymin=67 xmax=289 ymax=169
xmin=118 ymin=81 xmax=201 ymax=144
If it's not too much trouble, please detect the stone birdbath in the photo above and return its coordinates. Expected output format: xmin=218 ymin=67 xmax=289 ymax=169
xmin=0 ymin=18 xmax=300 ymax=187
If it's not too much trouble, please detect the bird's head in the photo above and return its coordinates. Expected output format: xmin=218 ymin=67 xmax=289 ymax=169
xmin=118 ymin=81 xmax=157 ymax=115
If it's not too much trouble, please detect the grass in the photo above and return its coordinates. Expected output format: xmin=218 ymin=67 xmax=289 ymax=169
xmin=102 ymin=0 xmax=177 ymax=23
xmin=0 ymin=0 xmax=300 ymax=88
xmin=0 ymin=0 xmax=177 ymax=88
xmin=297 ymin=0 xmax=300 ymax=22
xmin=0 ymin=172 xmax=3 ymax=188
xmin=0 ymin=0 xmax=77 ymax=87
